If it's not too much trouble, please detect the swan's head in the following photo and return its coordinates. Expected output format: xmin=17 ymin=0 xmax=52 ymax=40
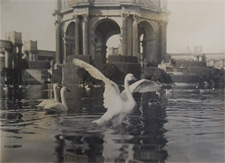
xmin=61 ymin=87 xmax=70 ymax=93
xmin=53 ymin=83 xmax=59 ymax=89
xmin=125 ymin=73 xmax=137 ymax=81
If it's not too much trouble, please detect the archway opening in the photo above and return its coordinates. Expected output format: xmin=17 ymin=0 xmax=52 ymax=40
xmin=95 ymin=19 xmax=120 ymax=64
xmin=106 ymin=34 xmax=120 ymax=61
xmin=65 ymin=22 xmax=75 ymax=58
xmin=138 ymin=21 xmax=155 ymax=66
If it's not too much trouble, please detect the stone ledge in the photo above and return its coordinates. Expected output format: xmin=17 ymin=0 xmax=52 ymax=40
xmin=108 ymin=55 xmax=138 ymax=63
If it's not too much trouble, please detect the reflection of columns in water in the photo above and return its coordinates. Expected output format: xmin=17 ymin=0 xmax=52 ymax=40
xmin=82 ymin=15 xmax=88 ymax=55
xmin=102 ymin=129 xmax=135 ymax=162
xmin=121 ymin=13 xmax=127 ymax=56
xmin=74 ymin=16 xmax=80 ymax=56
xmin=134 ymin=93 xmax=168 ymax=162
xmin=55 ymin=135 xmax=65 ymax=163
xmin=133 ymin=16 xmax=138 ymax=57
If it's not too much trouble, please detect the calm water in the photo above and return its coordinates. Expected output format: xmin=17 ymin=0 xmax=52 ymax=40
xmin=0 ymin=84 xmax=224 ymax=162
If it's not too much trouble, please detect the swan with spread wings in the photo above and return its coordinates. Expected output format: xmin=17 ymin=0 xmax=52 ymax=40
xmin=73 ymin=58 xmax=161 ymax=125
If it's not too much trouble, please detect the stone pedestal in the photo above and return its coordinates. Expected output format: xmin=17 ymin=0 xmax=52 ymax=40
xmin=63 ymin=55 xmax=92 ymax=85
xmin=52 ymin=65 xmax=62 ymax=83
xmin=108 ymin=55 xmax=141 ymax=79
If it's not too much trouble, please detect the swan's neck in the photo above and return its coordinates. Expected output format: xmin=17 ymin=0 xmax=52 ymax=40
xmin=53 ymin=86 xmax=58 ymax=102
xmin=61 ymin=90 xmax=68 ymax=110
xmin=124 ymin=79 xmax=134 ymax=102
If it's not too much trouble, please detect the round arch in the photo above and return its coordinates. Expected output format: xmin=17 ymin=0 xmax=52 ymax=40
xmin=138 ymin=21 xmax=157 ymax=65
xmin=65 ymin=22 xmax=75 ymax=58
xmin=94 ymin=19 xmax=120 ymax=64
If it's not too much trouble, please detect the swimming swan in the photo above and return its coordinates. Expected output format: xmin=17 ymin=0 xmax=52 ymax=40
xmin=43 ymin=87 xmax=70 ymax=113
xmin=72 ymin=58 xmax=161 ymax=125
xmin=37 ymin=83 xmax=60 ymax=108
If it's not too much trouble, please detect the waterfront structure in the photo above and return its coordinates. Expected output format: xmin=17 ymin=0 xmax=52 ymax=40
xmin=168 ymin=52 xmax=225 ymax=69
xmin=0 ymin=31 xmax=56 ymax=85
xmin=54 ymin=0 xmax=169 ymax=84
xmin=23 ymin=40 xmax=55 ymax=63
xmin=204 ymin=53 xmax=225 ymax=69
xmin=54 ymin=0 xmax=168 ymax=64
xmin=0 ymin=31 xmax=23 ymax=84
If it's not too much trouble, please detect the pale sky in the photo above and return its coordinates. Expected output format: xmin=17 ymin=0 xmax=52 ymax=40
xmin=167 ymin=0 xmax=225 ymax=53
xmin=0 ymin=0 xmax=224 ymax=53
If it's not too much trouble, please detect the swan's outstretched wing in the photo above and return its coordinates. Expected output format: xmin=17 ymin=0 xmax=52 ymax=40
xmin=130 ymin=79 xmax=161 ymax=93
xmin=73 ymin=59 xmax=109 ymax=83
xmin=120 ymin=79 xmax=161 ymax=100
xmin=72 ymin=58 xmax=120 ymax=108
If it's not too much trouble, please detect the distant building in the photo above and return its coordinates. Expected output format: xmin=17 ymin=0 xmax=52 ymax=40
xmin=193 ymin=45 xmax=203 ymax=54
xmin=205 ymin=53 xmax=225 ymax=69
xmin=165 ymin=45 xmax=224 ymax=69
xmin=0 ymin=31 xmax=56 ymax=85
xmin=168 ymin=52 xmax=225 ymax=69
xmin=0 ymin=31 xmax=23 ymax=84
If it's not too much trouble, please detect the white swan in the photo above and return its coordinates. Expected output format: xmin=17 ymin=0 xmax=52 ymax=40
xmin=43 ymin=87 xmax=69 ymax=113
xmin=37 ymin=83 xmax=60 ymax=108
xmin=72 ymin=58 xmax=161 ymax=125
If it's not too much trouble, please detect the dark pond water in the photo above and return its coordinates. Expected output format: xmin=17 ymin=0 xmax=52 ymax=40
xmin=0 ymin=84 xmax=224 ymax=162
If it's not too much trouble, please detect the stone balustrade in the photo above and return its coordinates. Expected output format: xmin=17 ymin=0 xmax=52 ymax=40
xmin=63 ymin=0 xmax=162 ymax=10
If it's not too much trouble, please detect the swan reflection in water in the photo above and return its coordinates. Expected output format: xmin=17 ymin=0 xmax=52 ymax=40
xmin=53 ymin=91 xmax=168 ymax=163
xmin=0 ymin=78 xmax=167 ymax=162
xmin=1 ymin=83 xmax=224 ymax=162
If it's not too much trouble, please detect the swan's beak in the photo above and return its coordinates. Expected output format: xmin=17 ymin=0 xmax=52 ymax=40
xmin=132 ymin=76 xmax=137 ymax=81
xmin=57 ymin=82 xmax=63 ymax=88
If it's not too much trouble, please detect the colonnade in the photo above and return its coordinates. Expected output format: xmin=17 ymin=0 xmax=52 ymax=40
xmin=54 ymin=1 xmax=168 ymax=65
xmin=56 ymin=14 xmax=150 ymax=63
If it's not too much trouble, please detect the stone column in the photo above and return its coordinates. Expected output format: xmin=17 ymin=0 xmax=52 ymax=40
xmin=160 ymin=22 xmax=167 ymax=60
xmin=133 ymin=15 xmax=138 ymax=57
xmin=29 ymin=51 xmax=33 ymax=61
xmin=90 ymin=31 xmax=96 ymax=59
xmin=159 ymin=21 xmax=167 ymax=63
xmin=33 ymin=53 xmax=37 ymax=61
xmin=159 ymin=21 xmax=164 ymax=62
xmin=57 ymin=0 xmax=61 ymax=10
xmin=74 ymin=16 xmax=80 ymax=55
xmin=121 ymin=13 xmax=128 ymax=56
xmin=164 ymin=22 xmax=168 ymax=61
xmin=4 ymin=50 xmax=12 ymax=68
xmin=63 ymin=33 xmax=67 ymax=63
xmin=82 ymin=15 xmax=88 ymax=55
xmin=55 ymin=20 xmax=62 ymax=64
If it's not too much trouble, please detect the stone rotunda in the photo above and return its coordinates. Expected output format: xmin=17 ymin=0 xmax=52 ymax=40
xmin=53 ymin=0 xmax=169 ymax=83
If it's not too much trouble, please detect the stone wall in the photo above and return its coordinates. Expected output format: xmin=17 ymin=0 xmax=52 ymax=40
xmin=26 ymin=61 xmax=50 ymax=69
xmin=63 ymin=55 xmax=92 ymax=85
xmin=108 ymin=55 xmax=141 ymax=79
